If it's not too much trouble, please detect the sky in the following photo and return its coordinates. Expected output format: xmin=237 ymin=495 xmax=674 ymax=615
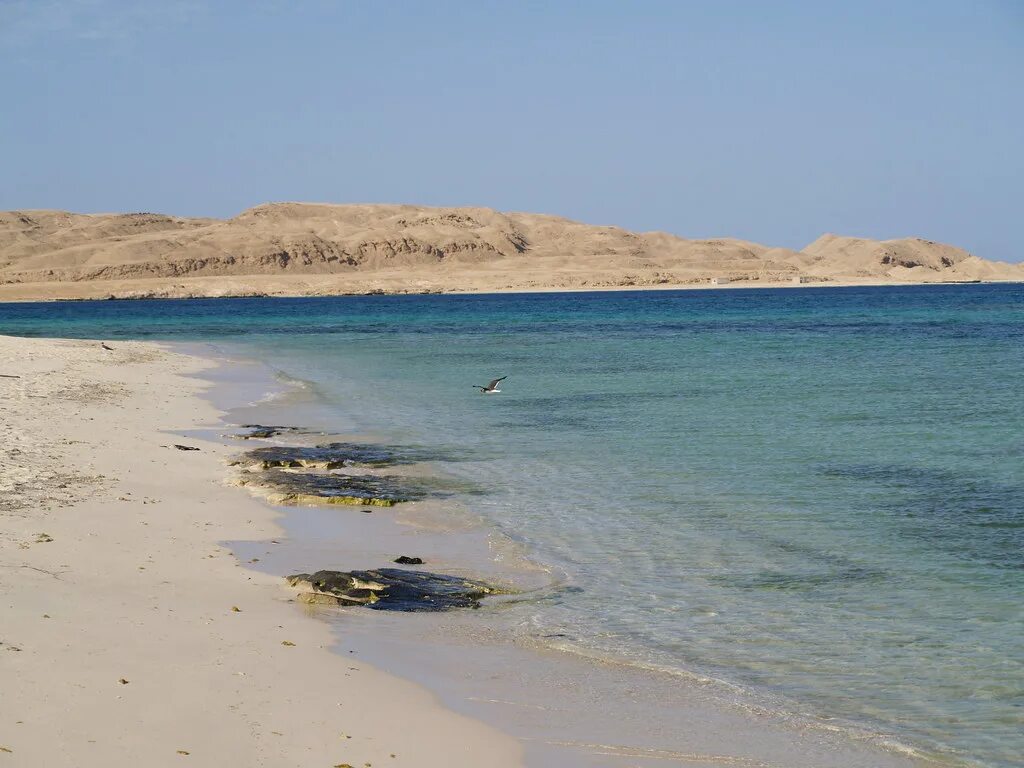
xmin=1 ymin=0 xmax=1022 ymax=261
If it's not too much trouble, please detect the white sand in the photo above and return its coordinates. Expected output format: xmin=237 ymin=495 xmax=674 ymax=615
xmin=0 ymin=335 xmax=522 ymax=767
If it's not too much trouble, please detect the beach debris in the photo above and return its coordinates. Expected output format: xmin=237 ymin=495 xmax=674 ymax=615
xmin=287 ymin=568 xmax=498 ymax=612
xmin=176 ymin=749 xmax=190 ymax=755
xmin=0 ymin=374 xmax=20 ymax=379
xmin=0 ymin=746 xmax=12 ymax=753
xmin=231 ymin=606 xmax=241 ymax=612
xmin=173 ymin=444 xmax=200 ymax=451
xmin=35 ymin=533 xmax=53 ymax=543
xmin=237 ymin=469 xmax=428 ymax=507
xmin=119 ymin=678 xmax=130 ymax=685
xmin=281 ymin=640 xmax=296 ymax=647
xmin=393 ymin=556 xmax=423 ymax=565
xmin=334 ymin=763 xmax=354 ymax=768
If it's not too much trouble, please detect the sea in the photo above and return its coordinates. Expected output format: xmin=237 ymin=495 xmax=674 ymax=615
xmin=2 ymin=284 xmax=1021 ymax=767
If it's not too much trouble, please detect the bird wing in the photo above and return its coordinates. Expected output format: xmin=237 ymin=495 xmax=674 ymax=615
xmin=488 ymin=376 xmax=507 ymax=389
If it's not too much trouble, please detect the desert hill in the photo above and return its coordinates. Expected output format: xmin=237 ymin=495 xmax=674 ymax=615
xmin=0 ymin=203 xmax=1019 ymax=301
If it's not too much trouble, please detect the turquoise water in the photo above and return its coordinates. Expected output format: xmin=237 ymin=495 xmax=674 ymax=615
xmin=2 ymin=285 xmax=1022 ymax=767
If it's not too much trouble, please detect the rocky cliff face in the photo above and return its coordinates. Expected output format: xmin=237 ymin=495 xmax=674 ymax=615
xmin=0 ymin=203 xmax=1019 ymax=299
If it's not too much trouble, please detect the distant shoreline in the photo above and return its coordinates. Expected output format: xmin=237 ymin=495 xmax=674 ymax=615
xmin=0 ymin=275 xmax=1017 ymax=304
xmin=3 ymin=204 xmax=1021 ymax=304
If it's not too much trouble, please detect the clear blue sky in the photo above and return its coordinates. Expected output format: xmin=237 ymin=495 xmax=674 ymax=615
xmin=2 ymin=1 xmax=1021 ymax=261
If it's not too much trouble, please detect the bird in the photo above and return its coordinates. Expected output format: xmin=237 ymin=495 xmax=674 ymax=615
xmin=101 ymin=342 xmax=114 ymax=351
xmin=473 ymin=376 xmax=506 ymax=394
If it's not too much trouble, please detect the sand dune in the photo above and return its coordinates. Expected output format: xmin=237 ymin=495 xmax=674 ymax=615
xmin=0 ymin=203 xmax=1019 ymax=300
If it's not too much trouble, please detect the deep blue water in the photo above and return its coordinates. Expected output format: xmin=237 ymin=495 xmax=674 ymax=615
xmin=3 ymin=284 xmax=1022 ymax=767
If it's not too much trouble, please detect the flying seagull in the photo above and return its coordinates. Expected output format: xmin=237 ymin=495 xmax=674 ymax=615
xmin=473 ymin=376 xmax=506 ymax=394
xmin=101 ymin=342 xmax=114 ymax=351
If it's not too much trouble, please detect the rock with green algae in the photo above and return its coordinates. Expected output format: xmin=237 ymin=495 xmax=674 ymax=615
xmin=230 ymin=441 xmax=455 ymax=470
xmin=230 ymin=424 xmax=306 ymax=440
xmin=287 ymin=568 xmax=498 ymax=612
xmin=238 ymin=469 xmax=426 ymax=506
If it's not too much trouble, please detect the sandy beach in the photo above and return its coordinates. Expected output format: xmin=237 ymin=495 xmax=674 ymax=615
xmin=0 ymin=334 xmax=522 ymax=767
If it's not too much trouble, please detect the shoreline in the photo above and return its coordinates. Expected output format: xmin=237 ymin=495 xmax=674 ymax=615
xmin=0 ymin=276 xmax=1020 ymax=304
xmin=204 ymin=343 xmax=947 ymax=768
xmin=0 ymin=335 xmax=523 ymax=767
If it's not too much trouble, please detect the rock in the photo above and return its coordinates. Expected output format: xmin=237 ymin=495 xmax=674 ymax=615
xmin=297 ymin=592 xmax=343 ymax=606
xmin=286 ymin=573 xmax=313 ymax=590
xmin=308 ymin=571 xmax=389 ymax=592
xmin=394 ymin=556 xmax=424 ymax=565
xmin=229 ymin=441 xmax=452 ymax=470
xmin=287 ymin=568 xmax=497 ymax=612
xmin=299 ymin=589 xmax=380 ymax=606
xmin=238 ymin=469 xmax=429 ymax=507
xmin=231 ymin=425 xmax=305 ymax=440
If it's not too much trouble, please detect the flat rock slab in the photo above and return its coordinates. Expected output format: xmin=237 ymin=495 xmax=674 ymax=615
xmin=288 ymin=568 xmax=497 ymax=611
xmin=231 ymin=441 xmax=462 ymax=469
xmin=240 ymin=469 xmax=427 ymax=506
xmin=231 ymin=442 xmax=405 ymax=470
xmin=230 ymin=424 xmax=307 ymax=440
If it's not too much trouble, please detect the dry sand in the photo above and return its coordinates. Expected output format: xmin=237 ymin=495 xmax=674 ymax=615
xmin=0 ymin=204 xmax=1020 ymax=302
xmin=0 ymin=335 xmax=522 ymax=767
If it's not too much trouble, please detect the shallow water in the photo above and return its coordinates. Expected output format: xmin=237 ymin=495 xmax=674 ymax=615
xmin=3 ymin=284 xmax=1022 ymax=767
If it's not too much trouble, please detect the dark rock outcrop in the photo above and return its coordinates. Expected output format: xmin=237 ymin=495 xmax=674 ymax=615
xmin=231 ymin=425 xmax=305 ymax=440
xmin=394 ymin=556 xmax=424 ymax=565
xmin=239 ymin=469 xmax=427 ymax=506
xmin=287 ymin=568 xmax=496 ymax=611
xmin=230 ymin=442 xmax=434 ymax=470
